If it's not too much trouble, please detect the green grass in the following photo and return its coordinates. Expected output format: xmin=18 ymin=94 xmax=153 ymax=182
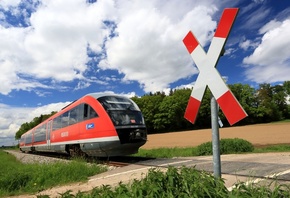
xmin=136 ymin=142 xmax=290 ymax=158
xmin=271 ymin=119 xmax=290 ymax=123
xmin=46 ymin=167 xmax=290 ymax=198
xmin=0 ymin=150 xmax=107 ymax=197
xmin=254 ymin=144 xmax=290 ymax=153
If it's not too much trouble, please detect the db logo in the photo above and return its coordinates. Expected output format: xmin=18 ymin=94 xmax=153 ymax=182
xmin=86 ymin=123 xmax=95 ymax=129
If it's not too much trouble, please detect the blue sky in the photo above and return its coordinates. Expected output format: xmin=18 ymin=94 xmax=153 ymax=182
xmin=1 ymin=0 xmax=290 ymax=146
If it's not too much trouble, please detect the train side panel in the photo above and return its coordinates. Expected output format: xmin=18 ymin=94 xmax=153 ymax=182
xmin=78 ymin=96 xmax=117 ymax=139
xmin=19 ymin=93 xmax=147 ymax=157
xmin=20 ymin=129 xmax=35 ymax=152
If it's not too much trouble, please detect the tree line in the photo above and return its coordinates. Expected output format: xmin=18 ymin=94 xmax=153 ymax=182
xmin=15 ymin=81 xmax=290 ymax=139
xmin=131 ymin=82 xmax=290 ymax=133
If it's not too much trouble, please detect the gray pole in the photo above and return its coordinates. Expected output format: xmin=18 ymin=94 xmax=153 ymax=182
xmin=211 ymin=93 xmax=221 ymax=178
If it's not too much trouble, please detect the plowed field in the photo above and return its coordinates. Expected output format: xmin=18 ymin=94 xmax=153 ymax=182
xmin=142 ymin=122 xmax=290 ymax=149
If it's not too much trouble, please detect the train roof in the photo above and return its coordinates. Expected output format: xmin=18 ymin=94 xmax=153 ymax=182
xmin=86 ymin=92 xmax=126 ymax=99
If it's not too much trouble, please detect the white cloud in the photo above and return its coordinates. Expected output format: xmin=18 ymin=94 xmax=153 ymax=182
xmin=0 ymin=0 xmax=228 ymax=95
xmin=23 ymin=0 xmax=113 ymax=80
xmin=259 ymin=19 xmax=282 ymax=34
xmin=0 ymin=0 xmax=21 ymax=10
xmin=239 ymin=40 xmax=253 ymax=51
xmin=243 ymin=18 xmax=290 ymax=83
xmin=99 ymin=0 xmax=218 ymax=93
xmin=0 ymin=0 xmax=115 ymax=95
xmin=0 ymin=102 xmax=70 ymax=146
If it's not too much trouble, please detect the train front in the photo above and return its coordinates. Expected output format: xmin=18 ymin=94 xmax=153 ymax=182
xmin=97 ymin=95 xmax=147 ymax=156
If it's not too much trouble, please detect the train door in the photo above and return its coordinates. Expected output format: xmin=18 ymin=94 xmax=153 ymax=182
xmin=46 ymin=120 xmax=52 ymax=150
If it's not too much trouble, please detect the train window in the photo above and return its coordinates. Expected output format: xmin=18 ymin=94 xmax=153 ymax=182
xmin=69 ymin=107 xmax=78 ymax=125
xmin=62 ymin=112 xmax=69 ymax=128
xmin=83 ymin=103 xmax=98 ymax=120
xmin=20 ymin=135 xmax=25 ymax=143
xmin=77 ymin=104 xmax=84 ymax=122
xmin=25 ymin=132 xmax=33 ymax=144
xmin=97 ymin=96 xmax=144 ymax=126
xmin=53 ymin=116 xmax=62 ymax=131
xmin=84 ymin=104 xmax=89 ymax=119
xmin=52 ymin=103 xmax=98 ymax=130
xmin=34 ymin=124 xmax=46 ymax=142
xmin=98 ymin=96 xmax=139 ymax=111
xmin=89 ymin=106 xmax=98 ymax=118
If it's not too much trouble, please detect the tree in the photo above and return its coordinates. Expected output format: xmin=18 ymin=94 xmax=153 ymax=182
xmin=255 ymin=83 xmax=281 ymax=122
xmin=228 ymin=83 xmax=257 ymax=124
xmin=283 ymin=81 xmax=290 ymax=96
xmin=272 ymin=84 xmax=288 ymax=119
xmin=132 ymin=95 xmax=165 ymax=133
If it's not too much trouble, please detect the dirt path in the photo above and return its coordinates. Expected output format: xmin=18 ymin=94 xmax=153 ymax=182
xmin=142 ymin=122 xmax=290 ymax=149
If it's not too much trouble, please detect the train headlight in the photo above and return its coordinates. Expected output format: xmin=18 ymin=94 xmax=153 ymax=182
xmin=136 ymin=131 xmax=141 ymax=137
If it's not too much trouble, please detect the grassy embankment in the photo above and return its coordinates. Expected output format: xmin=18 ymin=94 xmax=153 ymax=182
xmin=0 ymin=150 xmax=107 ymax=197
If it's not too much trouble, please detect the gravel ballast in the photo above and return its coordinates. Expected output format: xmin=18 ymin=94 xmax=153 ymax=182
xmin=4 ymin=150 xmax=70 ymax=164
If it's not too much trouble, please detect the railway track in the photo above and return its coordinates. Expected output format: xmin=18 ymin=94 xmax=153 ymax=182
xmin=8 ymin=150 xmax=154 ymax=167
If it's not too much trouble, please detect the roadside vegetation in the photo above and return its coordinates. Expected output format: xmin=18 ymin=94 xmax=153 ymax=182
xmin=0 ymin=150 xmax=107 ymax=197
xmin=2 ymin=138 xmax=290 ymax=197
xmin=41 ymin=167 xmax=290 ymax=197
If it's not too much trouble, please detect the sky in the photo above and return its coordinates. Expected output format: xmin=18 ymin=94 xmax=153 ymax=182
xmin=1 ymin=0 xmax=290 ymax=146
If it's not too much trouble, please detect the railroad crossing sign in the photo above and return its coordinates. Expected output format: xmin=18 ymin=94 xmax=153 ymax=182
xmin=183 ymin=8 xmax=247 ymax=126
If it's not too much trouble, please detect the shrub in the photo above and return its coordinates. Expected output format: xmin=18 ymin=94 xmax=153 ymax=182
xmin=196 ymin=138 xmax=254 ymax=156
xmin=90 ymin=167 xmax=228 ymax=197
xmin=50 ymin=167 xmax=290 ymax=198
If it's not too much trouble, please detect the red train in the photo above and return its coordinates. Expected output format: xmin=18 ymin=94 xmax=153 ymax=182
xmin=19 ymin=93 xmax=147 ymax=157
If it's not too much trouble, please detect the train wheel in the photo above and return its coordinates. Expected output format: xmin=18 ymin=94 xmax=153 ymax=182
xmin=69 ymin=145 xmax=87 ymax=158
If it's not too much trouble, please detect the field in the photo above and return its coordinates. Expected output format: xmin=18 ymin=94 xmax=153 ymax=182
xmin=142 ymin=122 xmax=290 ymax=149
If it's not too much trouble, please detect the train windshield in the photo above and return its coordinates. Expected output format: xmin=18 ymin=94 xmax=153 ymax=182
xmin=97 ymin=96 xmax=145 ymax=126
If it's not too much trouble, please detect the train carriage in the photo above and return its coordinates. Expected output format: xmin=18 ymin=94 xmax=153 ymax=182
xmin=20 ymin=93 xmax=147 ymax=157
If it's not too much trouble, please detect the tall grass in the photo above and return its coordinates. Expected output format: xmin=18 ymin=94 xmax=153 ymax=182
xmin=89 ymin=167 xmax=229 ymax=197
xmin=51 ymin=167 xmax=290 ymax=198
xmin=0 ymin=151 xmax=107 ymax=197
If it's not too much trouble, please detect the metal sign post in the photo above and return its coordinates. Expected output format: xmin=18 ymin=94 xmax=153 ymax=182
xmin=211 ymin=94 xmax=221 ymax=178
xmin=182 ymin=8 xmax=247 ymax=178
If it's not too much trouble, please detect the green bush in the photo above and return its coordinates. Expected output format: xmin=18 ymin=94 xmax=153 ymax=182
xmin=66 ymin=167 xmax=290 ymax=198
xmin=196 ymin=138 xmax=254 ymax=156
xmin=89 ymin=167 xmax=228 ymax=197
xmin=231 ymin=181 xmax=290 ymax=197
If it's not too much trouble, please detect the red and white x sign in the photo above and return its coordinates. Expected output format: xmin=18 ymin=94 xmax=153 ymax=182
xmin=183 ymin=8 xmax=247 ymax=126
